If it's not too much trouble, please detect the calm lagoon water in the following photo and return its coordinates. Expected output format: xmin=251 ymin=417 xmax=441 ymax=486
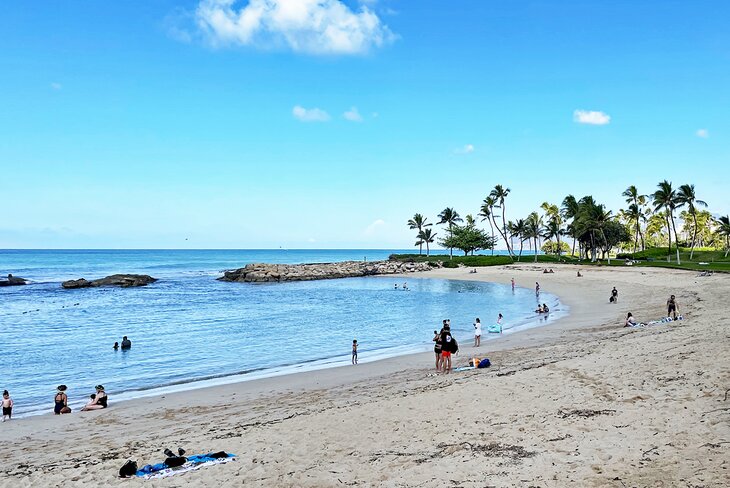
xmin=0 ymin=250 xmax=564 ymax=417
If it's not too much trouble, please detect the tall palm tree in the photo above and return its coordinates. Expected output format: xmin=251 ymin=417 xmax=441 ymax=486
xmin=622 ymin=185 xmax=646 ymax=256
xmin=541 ymin=202 xmax=563 ymax=259
xmin=437 ymin=207 xmax=462 ymax=258
xmin=716 ymin=216 xmax=730 ymax=258
xmin=542 ymin=218 xmax=562 ymax=257
xmin=653 ymin=180 xmax=681 ymax=264
xmin=417 ymin=228 xmax=437 ymax=256
xmin=407 ymin=213 xmax=432 ymax=255
xmin=676 ymin=184 xmax=707 ymax=260
xmin=525 ymin=212 xmax=543 ymax=263
xmin=508 ymin=219 xmax=527 ymax=261
xmin=489 ymin=185 xmax=514 ymax=257
xmin=478 ymin=196 xmax=497 ymax=256
xmin=561 ymin=195 xmax=580 ymax=257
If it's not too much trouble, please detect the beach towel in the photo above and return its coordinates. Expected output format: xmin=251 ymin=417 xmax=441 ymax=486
xmin=453 ymin=366 xmax=476 ymax=372
xmin=136 ymin=453 xmax=236 ymax=480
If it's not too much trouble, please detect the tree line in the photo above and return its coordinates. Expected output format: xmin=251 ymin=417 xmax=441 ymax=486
xmin=408 ymin=181 xmax=730 ymax=262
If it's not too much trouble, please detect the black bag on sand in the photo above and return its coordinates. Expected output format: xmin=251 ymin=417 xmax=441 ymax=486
xmin=119 ymin=460 xmax=138 ymax=478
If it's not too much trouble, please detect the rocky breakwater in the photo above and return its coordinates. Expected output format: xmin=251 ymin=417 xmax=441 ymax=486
xmin=62 ymin=274 xmax=158 ymax=289
xmin=0 ymin=274 xmax=28 ymax=287
xmin=218 ymin=260 xmax=433 ymax=283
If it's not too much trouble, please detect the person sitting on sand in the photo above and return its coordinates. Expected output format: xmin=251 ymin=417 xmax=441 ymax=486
xmin=667 ymin=295 xmax=679 ymax=320
xmin=120 ymin=336 xmax=131 ymax=349
xmin=81 ymin=385 xmax=108 ymax=411
xmin=543 ymin=269 xmax=549 ymax=274
xmin=54 ymin=385 xmax=70 ymax=414
xmin=577 ymin=270 xmax=583 ymax=277
xmin=624 ymin=312 xmax=638 ymax=327
xmin=549 ymin=268 xmax=554 ymax=273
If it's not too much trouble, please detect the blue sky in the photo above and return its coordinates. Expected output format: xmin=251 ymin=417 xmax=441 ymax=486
xmin=1 ymin=0 xmax=727 ymax=249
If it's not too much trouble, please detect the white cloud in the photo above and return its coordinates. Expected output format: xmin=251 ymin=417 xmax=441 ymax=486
xmin=455 ymin=144 xmax=474 ymax=154
xmin=343 ymin=106 xmax=363 ymax=122
xmin=573 ymin=109 xmax=611 ymax=125
xmin=195 ymin=0 xmax=395 ymax=55
xmin=50 ymin=82 xmax=62 ymax=90
xmin=364 ymin=219 xmax=385 ymax=235
xmin=696 ymin=128 xmax=709 ymax=139
xmin=292 ymin=105 xmax=330 ymax=122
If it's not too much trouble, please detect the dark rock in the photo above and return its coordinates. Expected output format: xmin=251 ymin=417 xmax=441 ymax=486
xmin=62 ymin=274 xmax=157 ymax=289
xmin=0 ymin=274 xmax=27 ymax=286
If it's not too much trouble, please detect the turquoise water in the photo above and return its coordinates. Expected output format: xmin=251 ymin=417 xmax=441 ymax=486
xmin=0 ymin=250 xmax=563 ymax=417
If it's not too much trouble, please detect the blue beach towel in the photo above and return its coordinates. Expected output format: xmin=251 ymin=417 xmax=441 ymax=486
xmin=136 ymin=453 xmax=236 ymax=479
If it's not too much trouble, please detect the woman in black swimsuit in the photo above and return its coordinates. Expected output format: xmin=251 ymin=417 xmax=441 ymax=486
xmin=81 ymin=385 xmax=108 ymax=411
xmin=54 ymin=385 xmax=69 ymax=414
xmin=433 ymin=328 xmax=443 ymax=371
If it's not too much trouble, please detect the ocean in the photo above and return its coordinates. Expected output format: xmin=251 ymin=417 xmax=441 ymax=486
xmin=0 ymin=249 xmax=563 ymax=417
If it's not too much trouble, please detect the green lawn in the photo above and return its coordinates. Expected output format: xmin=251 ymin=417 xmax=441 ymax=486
xmin=390 ymin=249 xmax=730 ymax=273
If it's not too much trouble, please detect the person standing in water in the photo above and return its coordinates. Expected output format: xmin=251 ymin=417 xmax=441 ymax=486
xmin=2 ymin=390 xmax=13 ymax=422
xmin=473 ymin=318 xmax=482 ymax=347
xmin=120 ymin=336 xmax=131 ymax=349
xmin=351 ymin=340 xmax=358 ymax=365
xmin=535 ymin=282 xmax=540 ymax=295
xmin=511 ymin=278 xmax=515 ymax=291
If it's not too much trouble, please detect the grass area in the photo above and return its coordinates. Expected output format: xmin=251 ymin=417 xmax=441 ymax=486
xmin=390 ymin=249 xmax=730 ymax=273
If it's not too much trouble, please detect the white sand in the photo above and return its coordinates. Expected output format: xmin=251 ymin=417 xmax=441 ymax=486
xmin=1 ymin=264 xmax=728 ymax=487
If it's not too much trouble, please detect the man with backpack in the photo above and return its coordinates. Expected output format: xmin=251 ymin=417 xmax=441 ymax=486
xmin=440 ymin=326 xmax=458 ymax=374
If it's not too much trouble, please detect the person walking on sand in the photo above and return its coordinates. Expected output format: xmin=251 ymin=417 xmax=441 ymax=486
xmin=54 ymin=385 xmax=70 ymax=414
xmin=667 ymin=295 xmax=679 ymax=320
xmin=473 ymin=318 xmax=482 ymax=347
xmin=2 ymin=390 xmax=13 ymax=422
xmin=352 ymin=340 xmax=358 ymax=365
xmin=611 ymin=287 xmax=619 ymax=303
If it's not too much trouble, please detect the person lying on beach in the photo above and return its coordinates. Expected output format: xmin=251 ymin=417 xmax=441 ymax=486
xmin=81 ymin=385 xmax=107 ymax=411
xmin=54 ymin=385 xmax=71 ymax=414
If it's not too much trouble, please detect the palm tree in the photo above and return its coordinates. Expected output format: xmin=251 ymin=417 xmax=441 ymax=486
xmin=407 ymin=213 xmax=432 ymax=255
xmin=508 ymin=219 xmax=527 ymax=261
xmin=437 ymin=207 xmax=462 ymax=258
xmin=478 ymin=196 xmax=497 ymax=256
xmin=489 ymin=185 xmax=514 ymax=257
xmin=716 ymin=216 xmax=730 ymax=258
xmin=561 ymin=195 xmax=580 ymax=257
xmin=525 ymin=212 xmax=543 ymax=263
xmin=417 ymin=228 xmax=437 ymax=256
xmin=676 ymin=184 xmax=707 ymax=260
xmin=653 ymin=180 xmax=681 ymax=264
xmin=542 ymin=218 xmax=562 ymax=258
xmin=622 ymin=185 xmax=646 ymax=256
xmin=541 ymin=202 xmax=563 ymax=259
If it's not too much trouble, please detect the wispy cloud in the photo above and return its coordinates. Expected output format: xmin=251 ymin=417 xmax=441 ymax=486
xmin=455 ymin=144 xmax=474 ymax=154
xmin=292 ymin=105 xmax=330 ymax=122
xmin=50 ymin=82 xmax=62 ymax=90
xmin=364 ymin=219 xmax=385 ymax=235
xmin=195 ymin=0 xmax=396 ymax=55
xmin=573 ymin=109 xmax=611 ymax=125
xmin=343 ymin=107 xmax=363 ymax=122
xmin=696 ymin=128 xmax=709 ymax=139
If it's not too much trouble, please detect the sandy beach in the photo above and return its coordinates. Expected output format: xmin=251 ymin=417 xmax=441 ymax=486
xmin=1 ymin=264 xmax=728 ymax=487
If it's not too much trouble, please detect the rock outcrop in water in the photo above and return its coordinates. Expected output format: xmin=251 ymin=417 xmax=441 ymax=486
xmin=0 ymin=274 xmax=27 ymax=287
xmin=62 ymin=274 xmax=158 ymax=289
xmin=218 ymin=260 xmax=433 ymax=283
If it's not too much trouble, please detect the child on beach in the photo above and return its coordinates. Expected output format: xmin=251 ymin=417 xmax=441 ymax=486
xmin=473 ymin=318 xmax=482 ymax=347
xmin=433 ymin=329 xmax=443 ymax=371
xmin=2 ymin=390 xmax=12 ymax=422
xmin=352 ymin=340 xmax=358 ymax=365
